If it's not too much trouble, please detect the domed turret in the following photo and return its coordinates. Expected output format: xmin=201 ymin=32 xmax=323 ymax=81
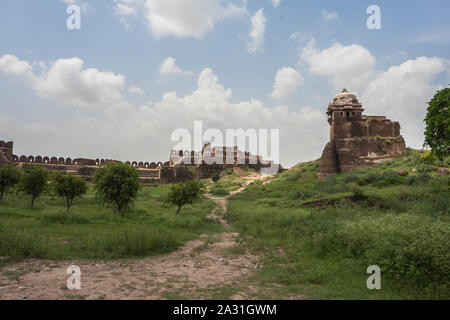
xmin=326 ymin=89 xmax=364 ymax=125
xmin=331 ymin=89 xmax=362 ymax=107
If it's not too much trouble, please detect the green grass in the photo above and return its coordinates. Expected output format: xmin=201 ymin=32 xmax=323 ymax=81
xmin=0 ymin=185 xmax=222 ymax=260
xmin=0 ymin=150 xmax=448 ymax=299
xmin=210 ymin=187 xmax=230 ymax=196
xmin=226 ymin=150 xmax=450 ymax=299
xmin=214 ymin=170 xmax=245 ymax=192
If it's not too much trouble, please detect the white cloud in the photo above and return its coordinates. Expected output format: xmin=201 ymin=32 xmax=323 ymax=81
xmin=269 ymin=0 xmax=282 ymax=8
xmin=271 ymin=67 xmax=304 ymax=101
xmin=321 ymin=10 xmax=338 ymax=22
xmin=0 ymin=54 xmax=129 ymax=109
xmin=361 ymin=57 xmax=447 ymax=148
xmin=160 ymin=57 xmax=193 ymax=75
xmin=2 ymin=51 xmax=447 ymax=168
xmin=130 ymin=68 xmax=326 ymax=166
xmin=112 ymin=0 xmax=248 ymax=38
xmin=0 ymin=54 xmax=34 ymax=79
xmin=300 ymin=38 xmax=376 ymax=92
xmin=299 ymin=40 xmax=448 ymax=148
xmin=142 ymin=0 xmax=247 ymax=39
xmin=247 ymin=8 xmax=267 ymax=53
xmin=289 ymin=32 xmax=303 ymax=41
xmin=114 ymin=3 xmax=136 ymax=16
xmin=0 ymin=61 xmax=328 ymax=167
xmin=128 ymin=85 xmax=144 ymax=95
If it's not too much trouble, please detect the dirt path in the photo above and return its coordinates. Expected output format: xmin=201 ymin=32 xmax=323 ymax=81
xmin=0 ymin=175 xmax=265 ymax=300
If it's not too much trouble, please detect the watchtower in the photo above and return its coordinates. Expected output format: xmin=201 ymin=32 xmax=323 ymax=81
xmin=327 ymin=89 xmax=365 ymax=139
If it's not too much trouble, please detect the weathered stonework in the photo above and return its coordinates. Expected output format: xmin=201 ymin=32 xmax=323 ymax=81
xmin=317 ymin=89 xmax=406 ymax=178
xmin=0 ymin=139 xmax=273 ymax=183
xmin=0 ymin=141 xmax=13 ymax=165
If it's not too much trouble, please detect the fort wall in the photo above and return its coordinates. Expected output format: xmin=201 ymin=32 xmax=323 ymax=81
xmin=1 ymin=140 xmax=272 ymax=183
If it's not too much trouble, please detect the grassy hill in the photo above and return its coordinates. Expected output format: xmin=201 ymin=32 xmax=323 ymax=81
xmin=0 ymin=149 xmax=448 ymax=299
xmin=226 ymin=149 xmax=449 ymax=299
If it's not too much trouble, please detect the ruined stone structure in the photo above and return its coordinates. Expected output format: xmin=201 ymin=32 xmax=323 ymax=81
xmin=0 ymin=139 xmax=273 ymax=183
xmin=166 ymin=143 xmax=273 ymax=181
xmin=317 ymin=89 xmax=406 ymax=178
xmin=169 ymin=143 xmax=266 ymax=168
xmin=0 ymin=141 xmax=13 ymax=165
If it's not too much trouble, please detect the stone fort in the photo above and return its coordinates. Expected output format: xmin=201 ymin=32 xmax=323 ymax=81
xmin=317 ymin=89 xmax=406 ymax=178
xmin=0 ymin=140 xmax=273 ymax=183
xmin=1 ymin=89 xmax=406 ymax=180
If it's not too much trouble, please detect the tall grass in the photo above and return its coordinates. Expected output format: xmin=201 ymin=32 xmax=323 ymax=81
xmin=0 ymin=185 xmax=222 ymax=260
xmin=227 ymin=151 xmax=450 ymax=299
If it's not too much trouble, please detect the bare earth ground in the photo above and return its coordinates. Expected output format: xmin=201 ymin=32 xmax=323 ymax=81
xmin=0 ymin=174 xmax=269 ymax=300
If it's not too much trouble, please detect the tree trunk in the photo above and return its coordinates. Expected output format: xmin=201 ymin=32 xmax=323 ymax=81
xmin=31 ymin=197 xmax=35 ymax=209
xmin=0 ymin=191 xmax=3 ymax=200
xmin=176 ymin=206 xmax=182 ymax=216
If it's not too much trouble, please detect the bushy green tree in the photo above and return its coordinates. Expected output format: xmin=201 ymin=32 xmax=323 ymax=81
xmin=166 ymin=181 xmax=204 ymax=215
xmin=424 ymin=87 xmax=449 ymax=161
xmin=94 ymin=162 xmax=140 ymax=214
xmin=0 ymin=164 xmax=22 ymax=200
xmin=19 ymin=165 xmax=49 ymax=209
xmin=52 ymin=172 xmax=88 ymax=211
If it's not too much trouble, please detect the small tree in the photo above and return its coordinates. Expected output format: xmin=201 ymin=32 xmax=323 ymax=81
xmin=52 ymin=172 xmax=88 ymax=211
xmin=424 ymin=87 xmax=449 ymax=161
xmin=94 ymin=162 xmax=140 ymax=214
xmin=166 ymin=181 xmax=204 ymax=215
xmin=19 ymin=165 xmax=49 ymax=209
xmin=0 ymin=164 xmax=22 ymax=200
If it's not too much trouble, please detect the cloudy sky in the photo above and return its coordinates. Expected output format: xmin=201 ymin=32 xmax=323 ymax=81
xmin=0 ymin=0 xmax=449 ymax=167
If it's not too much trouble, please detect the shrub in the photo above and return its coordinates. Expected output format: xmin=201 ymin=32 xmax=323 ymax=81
xmin=0 ymin=227 xmax=49 ymax=258
xmin=349 ymin=183 xmax=366 ymax=201
xmin=76 ymin=230 xmax=179 ymax=258
xmin=315 ymin=175 xmax=349 ymax=194
xmin=398 ymin=188 xmax=423 ymax=201
xmin=292 ymin=189 xmax=316 ymax=200
xmin=267 ymin=200 xmax=278 ymax=207
xmin=52 ymin=172 xmax=88 ymax=211
xmin=40 ymin=212 xmax=90 ymax=225
xmin=361 ymin=172 xmax=380 ymax=185
xmin=417 ymin=163 xmax=434 ymax=173
xmin=18 ymin=165 xmax=49 ymax=209
xmin=166 ymin=181 xmax=204 ymax=215
xmin=420 ymin=151 xmax=438 ymax=164
xmin=286 ymin=169 xmax=303 ymax=182
xmin=0 ymin=164 xmax=21 ymax=200
xmin=375 ymin=170 xmax=403 ymax=186
xmin=431 ymin=194 xmax=450 ymax=216
xmin=313 ymin=214 xmax=450 ymax=287
xmin=343 ymin=174 xmax=359 ymax=184
xmin=94 ymin=162 xmax=141 ymax=214
xmin=403 ymin=175 xmax=419 ymax=186
xmin=404 ymin=173 xmax=432 ymax=185
xmin=211 ymin=187 xmax=230 ymax=196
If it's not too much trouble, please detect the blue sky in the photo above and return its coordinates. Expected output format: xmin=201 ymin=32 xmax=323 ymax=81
xmin=0 ymin=0 xmax=449 ymax=167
